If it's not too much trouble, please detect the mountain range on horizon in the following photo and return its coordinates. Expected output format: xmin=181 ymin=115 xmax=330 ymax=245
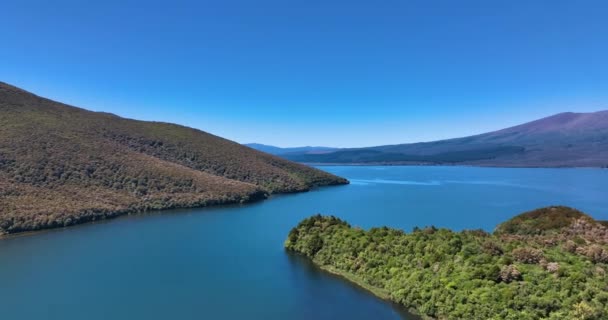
xmin=246 ymin=110 xmax=608 ymax=167
xmin=243 ymin=143 xmax=339 ymax=155
xmin=2 ymin=78 xmax=607 ymax=237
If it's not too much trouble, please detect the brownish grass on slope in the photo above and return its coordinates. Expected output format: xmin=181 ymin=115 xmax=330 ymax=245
xmin=0 ymin=82 xmax=348 ymax=234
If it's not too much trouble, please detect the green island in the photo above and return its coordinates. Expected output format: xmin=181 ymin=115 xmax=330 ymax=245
xmin=285 ymin=206 xmax=608 ymax=319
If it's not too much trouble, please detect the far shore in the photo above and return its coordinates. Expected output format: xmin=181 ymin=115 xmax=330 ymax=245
xmin=305 ymin=162 xmax=608 ymax=169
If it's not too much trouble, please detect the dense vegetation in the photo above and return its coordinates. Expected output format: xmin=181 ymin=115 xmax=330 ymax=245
xmin=0 ymin=82 xmax=347 ymax=235
xmin=286 ymin=207 xmax=608 ymax=319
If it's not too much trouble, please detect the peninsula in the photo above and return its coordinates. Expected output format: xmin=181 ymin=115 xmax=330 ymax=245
xmin=286 ymin=207 xmax=608 ymax=319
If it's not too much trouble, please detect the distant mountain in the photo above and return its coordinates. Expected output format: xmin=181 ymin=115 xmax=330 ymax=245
xmin=0 ymin=82 xmax=347 ymax=235
xmin=283 ymin=111 xmax=608 ymax=167
xmin=245 ymin=143 xmax=339 ymax=155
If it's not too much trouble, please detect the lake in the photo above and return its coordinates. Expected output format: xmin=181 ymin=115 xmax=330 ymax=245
xmin=1 ymin=166 xmax=607 ymax=320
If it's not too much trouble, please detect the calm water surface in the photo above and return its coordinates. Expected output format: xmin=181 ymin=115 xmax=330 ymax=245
xmin=1 ymin=166 xmax=607 ymax=319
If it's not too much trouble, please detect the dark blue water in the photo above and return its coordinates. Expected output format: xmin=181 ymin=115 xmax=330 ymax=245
xmin=1 ymin=166 xmax=607 ymax=320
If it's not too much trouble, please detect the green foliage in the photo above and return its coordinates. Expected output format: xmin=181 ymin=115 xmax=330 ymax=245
xmin=286 ymin=210 xmax=608 ymax=319
xmin=0 ymin=82 xmax=347 ymax=234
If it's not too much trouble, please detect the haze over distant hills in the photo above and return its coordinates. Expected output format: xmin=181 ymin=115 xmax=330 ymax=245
xmin=0 ymin=82 xmax=347 ymax=235
xmin=244 ymin=143 xmax=338 ymax=155
xmin=260 ymin=111 xmax=608 ymax=167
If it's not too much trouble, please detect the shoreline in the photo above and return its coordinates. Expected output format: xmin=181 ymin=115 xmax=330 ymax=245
xmin=0 ymin=193 xmax=264 ymax=240
xmin=0 ymin=181 xmax=348 ymax=240
xmin=318 ymin=264 xmax=431 ymax=320
xmin=307 ymin=162 xmax=608 ymax=169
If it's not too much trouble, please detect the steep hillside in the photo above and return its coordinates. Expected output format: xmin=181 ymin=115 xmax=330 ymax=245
xmin=284 ymin=111 xmax=608 ymax=167
xmin=0 ymin=82 xmax=347 ymax=235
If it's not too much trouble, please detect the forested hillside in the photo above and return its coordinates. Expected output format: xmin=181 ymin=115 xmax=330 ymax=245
xmin=286 ymin=207 xmax=608 ymax=319
xmin=0 ymin=82 xmax=347 ymax=235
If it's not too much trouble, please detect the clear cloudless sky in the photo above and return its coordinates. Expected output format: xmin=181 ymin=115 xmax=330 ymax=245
xmin=2 ymin=0 xmax=608 ymax=147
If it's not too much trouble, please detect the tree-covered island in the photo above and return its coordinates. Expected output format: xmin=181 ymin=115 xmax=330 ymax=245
xmin=285 ymin=206 xmax=608 ymax=319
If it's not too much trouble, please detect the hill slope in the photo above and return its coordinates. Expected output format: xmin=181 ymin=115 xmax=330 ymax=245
xmin=494 ymin=206 xmax=596 ymax=236
xmin=284 ymin=111 xmax=608 ymax=167
xmin=0 ymin=82 xmax=347 ymax=235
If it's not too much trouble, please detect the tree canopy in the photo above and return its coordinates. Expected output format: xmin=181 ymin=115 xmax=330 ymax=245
xmin=286 ymin=208 xmax=608 ymax=319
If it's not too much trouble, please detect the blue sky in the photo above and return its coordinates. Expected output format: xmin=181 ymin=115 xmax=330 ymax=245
xmin=2 ymin=0 xmax=607 ymax=147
